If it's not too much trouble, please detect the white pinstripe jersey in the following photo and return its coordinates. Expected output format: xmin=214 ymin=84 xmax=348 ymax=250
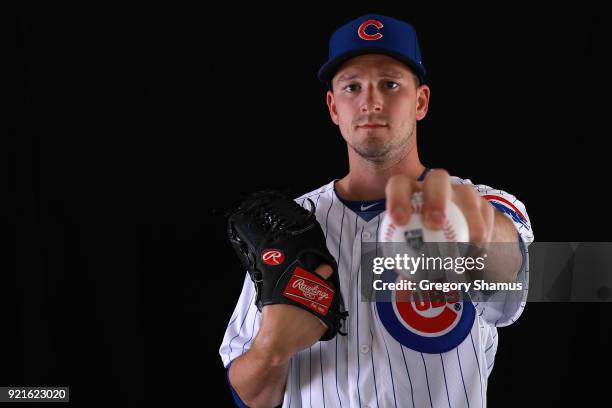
xmin=220 ymin=176 xmax=534 ymax=408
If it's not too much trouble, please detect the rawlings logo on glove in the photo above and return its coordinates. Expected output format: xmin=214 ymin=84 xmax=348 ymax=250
xmin=262 ymin=249 xmax=285 ymax=266
xmin=284 ymin=266 xmax=334 ymax=315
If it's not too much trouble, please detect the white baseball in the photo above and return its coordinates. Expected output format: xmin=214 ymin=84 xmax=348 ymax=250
xmin=378 ymin=192 xmax=469 ymax=277
xmin=380 ymin=192 xmax=469 ymax=243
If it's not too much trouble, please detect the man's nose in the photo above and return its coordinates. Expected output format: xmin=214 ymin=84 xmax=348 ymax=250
xmin=360 ymin=84 xmax=382 ymax=113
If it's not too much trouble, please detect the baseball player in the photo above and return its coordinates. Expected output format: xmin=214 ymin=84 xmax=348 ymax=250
xmin=220 ymin=14 xmax=534 ymax=408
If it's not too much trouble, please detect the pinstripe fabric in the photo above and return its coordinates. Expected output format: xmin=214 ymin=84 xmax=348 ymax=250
xmin=220 ymin=177 xmax=533 ymax=407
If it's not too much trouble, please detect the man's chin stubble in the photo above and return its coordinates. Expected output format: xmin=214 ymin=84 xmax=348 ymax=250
xmin=351 ymin=137 xmax=412 ymax=168
xmin=353 ymin=144 xmax=390 ymax=163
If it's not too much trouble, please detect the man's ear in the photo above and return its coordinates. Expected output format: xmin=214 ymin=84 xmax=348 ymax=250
xmin=326 ymin=90 xmax=339 ymax=125
xmin=416 ymin=84 xmax=431 ymax=121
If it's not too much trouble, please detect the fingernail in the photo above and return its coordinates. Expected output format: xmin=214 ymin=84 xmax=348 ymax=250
xmin=428 ymin=210 xmax=444 ymax=225
xmin=393 ymin=207 xmax=406 ymax=223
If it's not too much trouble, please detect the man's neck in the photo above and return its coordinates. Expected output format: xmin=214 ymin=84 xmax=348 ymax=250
xmin=335 ymin=156 xmax=426 ymax=201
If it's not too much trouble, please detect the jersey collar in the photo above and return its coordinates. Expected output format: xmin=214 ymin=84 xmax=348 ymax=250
xmin=333 ymin=168 xmax=430 ymax=222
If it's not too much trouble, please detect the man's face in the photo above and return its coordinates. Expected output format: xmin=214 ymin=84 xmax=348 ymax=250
xmin=326 ymin=54 xmax=430 ymax=163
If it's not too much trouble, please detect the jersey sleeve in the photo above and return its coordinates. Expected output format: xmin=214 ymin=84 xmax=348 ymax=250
xmin=219 ymin=273 xmax=262 ymax=368
xmin=452 ymin=177 xmax=534 ymax=327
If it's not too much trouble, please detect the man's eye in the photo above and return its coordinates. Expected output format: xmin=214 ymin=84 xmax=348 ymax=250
xmin=385 ymin=81 xmax=399 ymax=89
xmin=344 ymin=84 xmax=360 ymax=93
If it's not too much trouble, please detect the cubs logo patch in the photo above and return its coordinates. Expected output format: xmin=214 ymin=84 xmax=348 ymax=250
xmin=376 ymin=269 xmax=475 ymax=353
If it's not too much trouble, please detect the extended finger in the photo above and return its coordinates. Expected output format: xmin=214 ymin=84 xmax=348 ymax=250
xmin=422 ymin=169 xmax=451 ymax=229
xmin=385 ymin=174 xmax=420 ymax=225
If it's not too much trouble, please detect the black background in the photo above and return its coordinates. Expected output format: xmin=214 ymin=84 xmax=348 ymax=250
xmin=8 ymin=1 xmax=610 ymax=406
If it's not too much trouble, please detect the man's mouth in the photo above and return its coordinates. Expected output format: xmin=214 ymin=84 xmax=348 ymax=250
xmin=358 ymin=123 xmax=387 ymax=129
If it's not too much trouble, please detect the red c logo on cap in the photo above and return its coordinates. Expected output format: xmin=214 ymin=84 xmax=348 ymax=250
xmin=358 ymin=19 xmax=384 ymax=41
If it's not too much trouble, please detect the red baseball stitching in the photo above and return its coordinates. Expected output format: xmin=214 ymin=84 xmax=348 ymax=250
xmin=443 ymin=219 xmax=457 ymax=242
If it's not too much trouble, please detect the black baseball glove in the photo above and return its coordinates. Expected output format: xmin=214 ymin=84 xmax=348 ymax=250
xmin=227 ymin=189 xmax=348 ymax=341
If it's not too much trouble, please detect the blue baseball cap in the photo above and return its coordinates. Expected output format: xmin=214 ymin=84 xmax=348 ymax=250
xmin=318 ymin=14 xmax=426 ymax=86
